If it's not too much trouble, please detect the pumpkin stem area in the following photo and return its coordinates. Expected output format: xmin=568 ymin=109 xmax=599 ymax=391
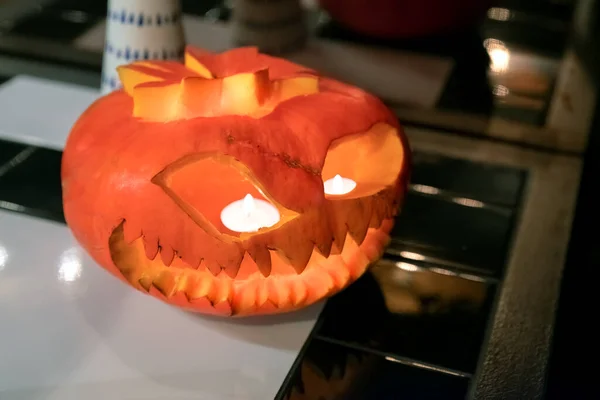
xmin=117 ymin=57 xmax=319 ymax=122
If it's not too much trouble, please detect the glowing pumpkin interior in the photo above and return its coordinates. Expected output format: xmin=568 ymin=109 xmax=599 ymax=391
xmin=61 ymin=46 xmax=410 ymax=317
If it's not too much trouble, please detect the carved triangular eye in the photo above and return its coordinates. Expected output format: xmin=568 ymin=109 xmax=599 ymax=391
xmin=152 ymin=153 xmax=298 ymax=239
xmin=322 ymin=122 xmax=405 ymax=199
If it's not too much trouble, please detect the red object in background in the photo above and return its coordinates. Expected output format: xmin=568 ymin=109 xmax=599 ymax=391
xmin=318 ymin=0 xmax=494 ymax=39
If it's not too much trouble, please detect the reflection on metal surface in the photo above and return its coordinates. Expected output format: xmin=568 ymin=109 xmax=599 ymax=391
xmin=0 ymin=244 xmax=7 ymax=271
xmin=485 ymin=39 xmax=510 ymax=73
xmin=411 ymin=184 xmax=440 ymax=195
xmin=395 ymin=261 xmax=420 ymax=272
xmin=452 ymin=197 xmax=484 ymax=208
xmin=398 ymin=251 xmax=426 ymax=261
xmin=487 ymin=7 xmax=511 ymax=22
xmin=460 ymin=273 xmax=486 ymax=283
xmin=0 ymin=200 xmax=25 ymax=212
xmin=429 ymin=267 xmax=456 ymax=276
xmin=286 ymin=342 xmax=368 ymax=400
xmin=60 ymin=10 xmax=89 ymax=24
xmin=57 ymin=247 xmax=82 ymax=283
xmin=372 ymin=260 xmax=488 ymax=316
xmin=0 ymin=146 xmax=36 ymax=178
xmin=493 ymin=84 xmax=510 ymax=97
xmin=384 ymin=356 xmax=465 ymax=377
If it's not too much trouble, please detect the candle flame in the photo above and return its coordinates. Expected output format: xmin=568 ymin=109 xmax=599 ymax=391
xmin=242 ymin=193 xmax=255 ymax=217
xmin=332 ymin=174 xmax=344 ymax=195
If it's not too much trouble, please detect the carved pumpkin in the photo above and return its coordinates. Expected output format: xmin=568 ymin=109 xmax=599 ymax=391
xmin=61 ymin=46 xmax=410 ymax=317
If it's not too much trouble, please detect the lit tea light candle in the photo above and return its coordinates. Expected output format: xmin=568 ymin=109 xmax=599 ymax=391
xmin=324 ymin=174 xmax=356 ymax=195
xmin=220 ymin=193 xmax=280 ymax=233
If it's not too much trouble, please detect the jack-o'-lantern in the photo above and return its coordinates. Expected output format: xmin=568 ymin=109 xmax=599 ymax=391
xmin=61 ymin=46 xmax=410 ymax=317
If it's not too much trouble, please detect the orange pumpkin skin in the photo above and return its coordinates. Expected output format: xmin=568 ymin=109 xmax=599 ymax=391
xmin=61 ymin=46 xmax=410 ymax=317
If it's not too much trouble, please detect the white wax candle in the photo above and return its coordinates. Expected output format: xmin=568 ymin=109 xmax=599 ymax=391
xmin=220 ymin=194 xmax=280 ymax=233
xmin=324 ymin=174 xmax=356 ymax=195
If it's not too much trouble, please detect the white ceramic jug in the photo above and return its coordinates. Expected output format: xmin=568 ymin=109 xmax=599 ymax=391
xmin=101 ymin=0 xmax=185 ymax=94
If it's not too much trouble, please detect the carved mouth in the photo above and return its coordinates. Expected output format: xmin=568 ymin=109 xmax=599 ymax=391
xmin=109 ymin=219 xmax=394 ymax=316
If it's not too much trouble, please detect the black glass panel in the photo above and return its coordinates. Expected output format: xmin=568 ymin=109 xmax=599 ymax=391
xmin=388 ymin=192 xmax=515 ymax=276
xmin=10 ymin=12 xmax=100 ymax=42
xmin=492 ymin=0 xmax=576 ymax=21
xmin=316 ymin=2 xmax=566 ymax=125
xmin=46 ymin=0 xmax=108 ymax=17
xmin=411 ymin=151 xmax=526 ymax=207
xmin=181 ymin=0 xmax=223 ymax=17
xmin=0 ymin=147 xmax=64 ymax=222
xmin=0 ymin=140 xmax=27 ymax=166
xmin=280 ymin=337 xmax=469 ymax=400
xmin=315 ymin=260 xmax=495 ymax=374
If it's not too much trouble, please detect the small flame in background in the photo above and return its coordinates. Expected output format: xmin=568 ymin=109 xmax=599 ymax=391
xmin=484 ymin=38 xmax=511 ymax=74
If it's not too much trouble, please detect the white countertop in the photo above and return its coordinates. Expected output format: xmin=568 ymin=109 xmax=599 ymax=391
xmin=0 ymin=210 xmax=322 ymax=400
xmin=0 ymin=74 xmax=323 ymax=399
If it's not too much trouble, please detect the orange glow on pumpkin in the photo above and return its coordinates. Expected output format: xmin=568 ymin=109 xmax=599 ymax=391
xmin=61 ymin=45 xmax=411 ymax=317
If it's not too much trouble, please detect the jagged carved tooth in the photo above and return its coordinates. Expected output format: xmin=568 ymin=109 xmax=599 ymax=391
xmin=213 ymin=301 xmax=233 ymax=316
xmin=289 ymin=279 xmax=308 ymax=307
xmin=267 ymin=278 xmax=290 ymax=309
xmin=179 ymin=249 xmax=201 ymax=270
xmin=347 ymin=207 xmax=371 ymax=246
xmin=153 ymin=270 xmax=178 ymax=297
xmin=280 ymin=240 xmax=314 ymax=274
xmin=211 ymin=277 xmax=233 ymax=306
xmin=148 ymin=284 xmax=168 ymax=301
xmin=369 ymin=207 xmax=385 ymax=229
xmin=205 ymin=259 xmax=223 ymax=277
xmin=255 ymin=281 xmax=269 ymax=308
xmin=328 ymin=260 xmax=351 ymax=290
xmin=186 ymin=273 xmax=216 ymax=300
xmin=223 ymin=264 xmax=239 ymax=279
xmin=143 ymin=234 xmax=159 ymax=260
xmin=169 ymin=291 xmax=191 ymax=309
xmin=310 ymin=216 xmax=334 ymax=257
xmin=330 ymin=222 xmax=348 ymax=255
xmin=231 ymin=280 xmax=258 ymax=315
xmin=138 ymin=276 xmax=153 ymax=292
xmin=307 ymin=209 xmax=334 ymax=258
xmin=303 ymin=269 xmax=335 ymax=302
xmin=224 ymin=250 xmax=245 ymax=278
xmin=159 ymin=244 xmax=175 ymax=266
xmin=247 ymin=245 xmax=272 ymax=277
xmin=123 ymin=221 xmax=142 ymax=244
xmin=315 ymin=239 xmax=333 ymax=258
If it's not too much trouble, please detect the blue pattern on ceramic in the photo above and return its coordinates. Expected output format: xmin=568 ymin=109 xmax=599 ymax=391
xmin=102 ymin=73 xmax=119 ymax=89
xmin=105 ymin=40 xmax=185 ymax=61
xmin=107 ymin=9 xmax=181 ymax=27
